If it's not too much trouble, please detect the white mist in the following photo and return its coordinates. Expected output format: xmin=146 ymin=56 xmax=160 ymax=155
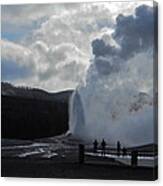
xmin=69 ymin=51 xmax=154 ymax=147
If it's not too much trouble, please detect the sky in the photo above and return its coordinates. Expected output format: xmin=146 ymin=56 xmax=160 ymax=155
xmin=1 ymin=1 xmax=154 ymax=92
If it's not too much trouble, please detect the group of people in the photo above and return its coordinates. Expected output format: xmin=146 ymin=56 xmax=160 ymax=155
xmin=93 ymin=139 xmax=106 ymax=155
xmin=78 ymin=140 xmax=138 ymax=166
xmin=93 ymin=139 xmax=128 ymax=156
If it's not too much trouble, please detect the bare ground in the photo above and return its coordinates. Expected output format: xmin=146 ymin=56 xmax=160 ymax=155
xmin=1 ymin=157 xmax=157 ymax=180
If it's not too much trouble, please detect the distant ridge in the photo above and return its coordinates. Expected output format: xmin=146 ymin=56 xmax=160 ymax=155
xmin=1 ymin=82 xmax=73 ymax=102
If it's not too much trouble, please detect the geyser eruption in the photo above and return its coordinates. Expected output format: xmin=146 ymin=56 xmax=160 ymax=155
xmin=69 ymin=5 xmax=155 ymax=147
xmin=69 ymin=53 xmax=154 ymax=146
xmin=69 ymin=89 xmax=86 ymax=138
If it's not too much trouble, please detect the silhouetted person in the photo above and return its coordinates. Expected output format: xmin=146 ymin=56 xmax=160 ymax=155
xmin=93 ymin=139 xmax=98 ymax=153
xmin=122 ymin=147 xmax=127 ymax=156
xmin=117 ymin=141 xmax=121 ymax=156
xmin=101 ymin=139 xmax=106 ymax=156
xmin=131 ymin=150 xmax=138 ymax=167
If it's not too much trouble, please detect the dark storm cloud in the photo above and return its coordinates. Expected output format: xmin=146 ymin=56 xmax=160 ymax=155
xmin=114 ymin=5 xmax=154 ymax=59
xmin=94 ymin=56 xmax=120 ymax=75
xmin=92 ymin=39 xmax=117 ymax=57
xmin=92 ymin=5 xmax=155 ymax=60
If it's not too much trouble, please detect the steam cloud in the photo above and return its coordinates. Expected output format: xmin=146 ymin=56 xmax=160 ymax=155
xmin=92 ymin=5 xmax=155 ymax=60
xmin=69 ymin=5 xmax=156 ymax=147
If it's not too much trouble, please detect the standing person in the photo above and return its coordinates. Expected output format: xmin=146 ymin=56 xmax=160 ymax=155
xmin=117 ymin=141 xmax=121 ymax=156
xmin=101 ymin=139 xmax=106 ymax=156
xmin=93 ymin=139 xmax=98 ymax=153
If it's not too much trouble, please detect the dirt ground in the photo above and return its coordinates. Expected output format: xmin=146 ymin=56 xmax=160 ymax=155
xmin=1 ymin=157 xmax=158 ymax=180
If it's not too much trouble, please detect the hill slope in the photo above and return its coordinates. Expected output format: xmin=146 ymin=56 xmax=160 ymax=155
xmin=1 ymin=82 xmax=73 ymax=139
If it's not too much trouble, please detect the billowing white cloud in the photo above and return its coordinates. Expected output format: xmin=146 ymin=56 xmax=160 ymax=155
xmin=2 ymin=1 xmax=153 ymax=91
xmin=1 ymin=39 xmax=88 ymax=91
xmin=1 ymin=40 xmax=34 ymax=67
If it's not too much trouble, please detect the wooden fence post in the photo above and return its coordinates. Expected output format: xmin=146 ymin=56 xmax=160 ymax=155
xmin=78 ymin=144 xmax=85 ymax=164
